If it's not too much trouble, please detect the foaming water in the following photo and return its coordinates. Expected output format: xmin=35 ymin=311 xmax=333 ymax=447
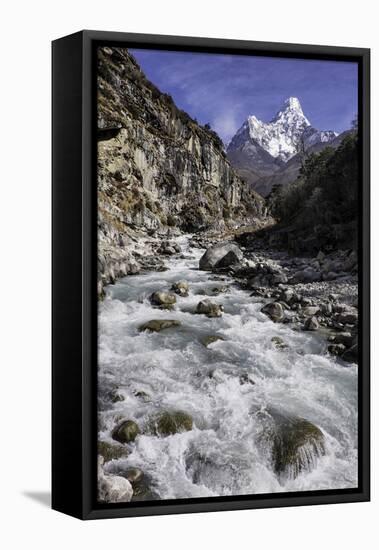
xmin=98 ymin=235 xmax=358 ymax=499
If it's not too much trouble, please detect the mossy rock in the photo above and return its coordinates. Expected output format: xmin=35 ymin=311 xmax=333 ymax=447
xmin=148 ymin=410 xmax=193 ymax=436
xmin=268 ymin=413 xmax=325 ymax=478
xmin=196 ymin=299 xmax=223 ymax=318
xmin=201 ymin=335 xmax=225 ymax=347
xmin=171 ymin=281 xmax=189 ymax=297
xmin=150 ymin=291 xmax=177 ymax=306
xmin=112 ymin=419 xmax=141 ymax=444
xmin=98 ymin=440 xmax=128 ymax=462
xmin=139 ymin=319 xmax=181 ymax=332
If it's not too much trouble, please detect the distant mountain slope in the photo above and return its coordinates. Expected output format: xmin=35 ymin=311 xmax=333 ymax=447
xmin=253 ymin=130 xmax=352 ymax=197
xmin=227 ymin=97 xmax=339 ymax=196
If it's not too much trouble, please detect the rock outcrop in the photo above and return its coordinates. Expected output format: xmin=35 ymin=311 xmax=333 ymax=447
xmin=97 ymin=47 xmax=266 ymax=294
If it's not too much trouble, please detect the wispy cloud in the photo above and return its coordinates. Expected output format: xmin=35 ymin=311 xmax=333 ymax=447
xmin=130 ymin=49 xmax=358 ymax=142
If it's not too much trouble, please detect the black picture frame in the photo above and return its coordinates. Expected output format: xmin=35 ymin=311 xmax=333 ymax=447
xmin=52 ymin=30 xmax=370 ymax=520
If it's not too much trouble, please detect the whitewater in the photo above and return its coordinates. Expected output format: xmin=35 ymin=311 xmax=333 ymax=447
xmin=98 ymin=235 xmax=358 ymax=499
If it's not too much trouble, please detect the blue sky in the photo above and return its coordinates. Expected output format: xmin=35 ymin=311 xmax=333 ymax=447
xmin=130 ymin=48 xmax=358 ymax=144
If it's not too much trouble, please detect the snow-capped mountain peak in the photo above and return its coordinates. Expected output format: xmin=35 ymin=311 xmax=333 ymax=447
xmin=243 ymin=97 xmax=312 ymax=161
xmin=227 ymin=97 xmax=341 ymax=196
xmin=271 ymin=96 xmax=311 ymax=127
xmin=228 ymin=97 xmax=338 ymax=163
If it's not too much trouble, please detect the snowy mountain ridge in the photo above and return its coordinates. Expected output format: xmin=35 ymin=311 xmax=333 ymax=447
xmin=230 ymin=97 xmax=338 ymax=162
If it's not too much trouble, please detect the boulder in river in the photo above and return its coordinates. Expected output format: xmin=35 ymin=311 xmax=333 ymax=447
xmin=171 ymin=281 xmax=189 ymax=297
xmin=199 ymin=242 xmax=243 ymax=271
xmin=196 ymin=299 xmax=224 ymax=318
xmin=258 ymin=410 xmax=326 ymax=479
xmin=112 ymin=420 xmax=141 ymax=444
xmin=98 ymin=456 xmax=133 ymax=503
xmin=149 ymin=410 xmax=193 ymax=436
xmin=150 ymin=291 xmax=176 ymax=307
xmin=98 ymin=440 xmax=129 ymax=462
xmin=261 ymin=302 xmax=284 ymax=323
xmin=139 ymin=319 xmax=181 ymax=332
xmin=304 ymin=316 xmax=319 ymax=331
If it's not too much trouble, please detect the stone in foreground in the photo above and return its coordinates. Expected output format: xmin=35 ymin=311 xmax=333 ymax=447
xmin=98 ymin=456 xmax=133 ymax=503
xmin=258 ymin=410 xmax=326 ymax=480
xmin=150 ymin=291 xmax=177 ymax=306
xmin=171 ymin=281 xmax=189 ymax=297
xmin=196 ymin=299 xmax=224 ymax=318
xmin=112 ymin=419 xmax=141 ymax=444
xmin=304 ymin=316 xmax=319 ymax=331
xmin=149 ymin=410 xmax=193 ymax=436
xmin=261 ymin=302 xmax=284 ymax=323
xmin=98 ymin=440 xmax=129 ymax=462
xmin=139 ymin=319 xmax=181 ymax=332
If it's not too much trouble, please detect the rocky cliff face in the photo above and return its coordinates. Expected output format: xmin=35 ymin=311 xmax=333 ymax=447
xmin=97 ymin=47 xmax=265 ymax=293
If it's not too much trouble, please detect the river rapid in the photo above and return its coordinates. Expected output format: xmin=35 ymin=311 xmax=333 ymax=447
xmin=98 ymin=235 xmax=358 ymax=499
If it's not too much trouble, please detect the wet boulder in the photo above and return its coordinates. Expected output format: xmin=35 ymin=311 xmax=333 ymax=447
xmin=112 ymin=420 xmax=141 ymax=444
xmin=98 ymin=456 xmax=133 ymax=503
xmin=139 ymin=319 xmax=181 ymax=332
xmin=171 ymin=281 xmax=189 ymax=297
xmin=98 ymin=440 xmax=129 ymax=462
xmin=148 ymin=410 xmax=193 ymax=436
xmin=150 ymin=291 xmax=176 ymax=307
xmin=199 ymin=242 xmax=243 ymax=271
xmin=196 ymin=299 xmax=224 ymax=318
xmin=261 ymin=302 xmax=284 ymax=323
xmin=258 ymin=411 xmax=325 ymax=479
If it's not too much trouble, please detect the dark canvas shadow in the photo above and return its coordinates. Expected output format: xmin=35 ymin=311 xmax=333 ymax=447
xmin=23 ymin=491 xmax=51 ymax=508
